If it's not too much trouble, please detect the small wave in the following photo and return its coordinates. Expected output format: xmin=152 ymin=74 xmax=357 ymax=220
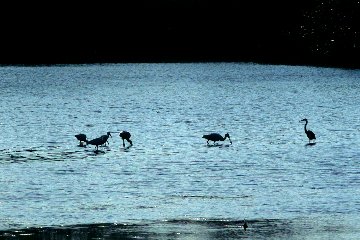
xmin=171 ymin=195 xmax=251 ymax=200
xmin=0 ymin=147 xmax=88 ymax=163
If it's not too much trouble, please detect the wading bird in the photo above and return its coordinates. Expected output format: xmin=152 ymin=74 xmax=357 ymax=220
xmin=75 ymin=133 xmax=87 ymax=145
xmin=243 ymin=219 xmax=248 ymax=231
xmin=202 ymin=132 xmax=232 ymax=145
xmin=119 ymin=130 xmax=133 ymax=147
xmin=86 ymin=132 xmax=112 ymax=151
xmin=86 ymin=137 xmax=103 ymax=151
xmin=300 ymin=118 xmax=316 ymax=143
xmin=100 ymin=132 xmax=112 ymax=146
xmin=86 ymin=135 xmax=108 ymax=151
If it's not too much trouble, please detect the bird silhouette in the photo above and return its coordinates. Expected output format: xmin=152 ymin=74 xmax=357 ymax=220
xmin=100 ymin=132 xmax=112 ymax=146
xmin=75 ymin=133 xmax=87 ymax=146
xmin=86 ymin=132 xmax=112 ymax=150
xmin=119 ymin=130 xmax=132 ymax=147
xmin=202 ymin=133 xmax=232 ymax=145
xmin=300 ymin=118 xmax=316 ymax=143
xmin=243 ymin=219 xmax=248 ymax=231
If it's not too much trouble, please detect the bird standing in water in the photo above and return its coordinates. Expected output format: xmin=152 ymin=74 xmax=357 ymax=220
xmin=202 ymin=133 xmax=232 ymax=145
xmin=119 ymin=130 xmax=133 ymax=147
xmin=300 ymin=118 xmax=316 ymax=143
xmin=75 ymin=133 xmax=87 ymax=146
xmin=100 ymin=132 xmax=112 ymax=146
xmin=86 ymin=132 xmax=112 ymax=151
xmin=243 ymin=220 xmax=248 ymax=231
xmin=86 ymin=137 xmax=104 ymax=151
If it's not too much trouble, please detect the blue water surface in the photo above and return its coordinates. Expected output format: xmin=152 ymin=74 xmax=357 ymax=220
xmin=0 ymin=63 xmax=359 ymax=239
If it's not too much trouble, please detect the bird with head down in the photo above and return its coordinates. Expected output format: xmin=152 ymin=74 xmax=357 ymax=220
xmin=202 ymin=132 xmax=232 ymax=145
xmin=119 ymin=130 xmax=133 ymax=147
xmin=86 ymin=132 xmax=112 ymax=151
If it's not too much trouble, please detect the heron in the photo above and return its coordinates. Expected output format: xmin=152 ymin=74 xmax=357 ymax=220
xmin=300 ymin=118 xmax=316 ymax=143
xmin=119 ymin=130 xmax=132 ymax=147
xmin=75 ymin=133 xmax=87 ymax=145
xmin=202 ymin=132 xmax=232 ymax=145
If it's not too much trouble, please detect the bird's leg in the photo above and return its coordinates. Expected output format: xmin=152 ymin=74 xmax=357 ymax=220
xmin=207 ymin=140 xmax=209 ymax=145
xmin=122 ymin=139 xmax=125 ymax=147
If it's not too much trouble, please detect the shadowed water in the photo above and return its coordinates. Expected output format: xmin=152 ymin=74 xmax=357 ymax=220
xmin=0 ymin=63 xmax=359 ymax=239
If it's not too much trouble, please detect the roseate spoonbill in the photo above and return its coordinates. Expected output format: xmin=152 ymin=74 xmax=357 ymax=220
xmin=202 ymin=133 xmax=232 ymax=145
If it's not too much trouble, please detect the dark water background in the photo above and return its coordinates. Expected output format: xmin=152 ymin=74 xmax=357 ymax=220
xmin=0 ymin=63 xmax=359 ymax=239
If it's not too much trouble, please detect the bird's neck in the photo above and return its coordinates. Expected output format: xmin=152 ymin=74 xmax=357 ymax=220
xmin=304 ymin=122 xmax=308 ymax=132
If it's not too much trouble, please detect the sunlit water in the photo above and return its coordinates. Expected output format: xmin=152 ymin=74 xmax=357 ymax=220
xmin=0 ymin=63 xmax=359 ymax=239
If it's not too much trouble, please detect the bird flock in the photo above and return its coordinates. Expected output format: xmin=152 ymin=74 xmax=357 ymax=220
xmin=74 ymin=120 xmax=315 ymax=232
xmin=75 ymin=130 xmax=133 ymax=152
xmin=76 ymin=118 xmax=316 ymax=151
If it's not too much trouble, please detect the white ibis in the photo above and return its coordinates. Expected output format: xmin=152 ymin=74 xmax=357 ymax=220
xmin=119 ymin=131 xmax=132 ymax=147
xmin=202 ymin=133 xmax=232 ymax=145
xmin=300 ymin=118 xmax=316 ymax=143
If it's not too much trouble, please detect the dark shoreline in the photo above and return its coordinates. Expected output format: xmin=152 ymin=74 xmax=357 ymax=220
xmin=0 ymin=217 xmax=354 ymax=240
xmin=1 ymin=59 xmax=359 ymax=70
xmin=1 ymin=1 xmax=359 ymax=70
xmin=0 ymin=218 xmax=315 ymax=240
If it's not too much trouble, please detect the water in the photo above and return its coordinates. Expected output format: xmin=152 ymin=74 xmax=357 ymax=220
xmin=0 ymin=63 xmax=359 ymax=239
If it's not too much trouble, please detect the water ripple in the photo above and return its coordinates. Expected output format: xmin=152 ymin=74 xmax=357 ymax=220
xmin=0 ymin=63 xmax=359 ymax=237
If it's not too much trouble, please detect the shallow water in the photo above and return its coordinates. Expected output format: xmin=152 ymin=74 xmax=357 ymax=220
xmin=0 ymin=63 xmax=359 ymax=239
